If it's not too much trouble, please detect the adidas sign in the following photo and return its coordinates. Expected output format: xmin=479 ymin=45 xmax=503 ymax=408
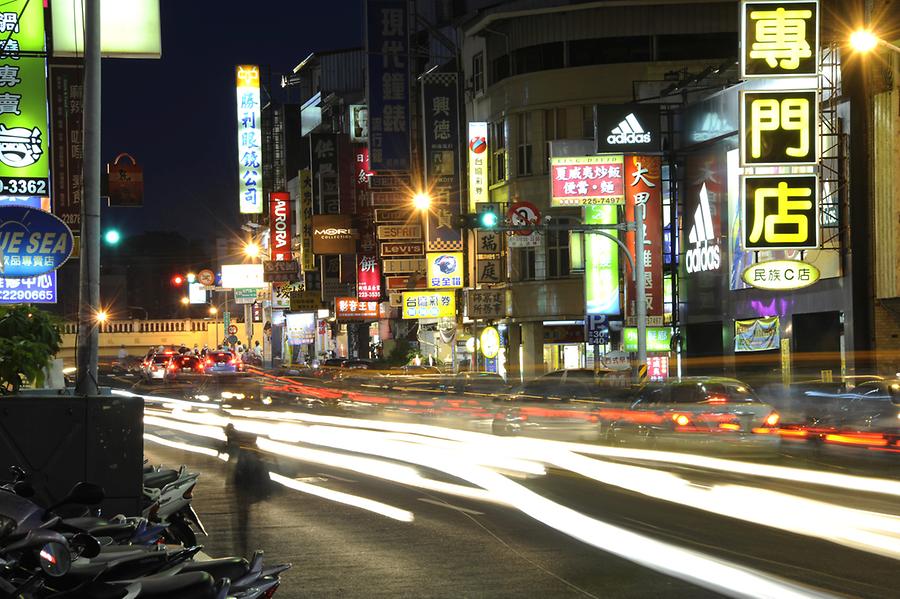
xmin=685 ymin=183 xmax=720 ymax=274
xmin=606 ymin=113 xmax=651 ymax=145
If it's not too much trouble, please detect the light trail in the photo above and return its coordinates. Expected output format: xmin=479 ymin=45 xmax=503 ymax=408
xmin=268 ymin=472 xmax=414 ymax=522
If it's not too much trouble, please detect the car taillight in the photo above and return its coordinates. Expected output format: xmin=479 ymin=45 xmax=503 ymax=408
xmin=672 ymin=413 xmax=691 ymax=427
xmin=765 ymin=412 xmax=780 ymax=427
xmin=228 ymin=358 xmax=235 ymax=365
xmin=262 ymin=583 xmax=280 ymax=599
xmin=706 ymin=394 xmax=728 ymax=403
xmin=206 ymin=358 xmax=213 ymax=366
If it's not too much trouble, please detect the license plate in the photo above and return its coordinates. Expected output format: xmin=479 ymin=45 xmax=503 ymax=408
xmin=182 ymin=368 xmax=190 ymax=372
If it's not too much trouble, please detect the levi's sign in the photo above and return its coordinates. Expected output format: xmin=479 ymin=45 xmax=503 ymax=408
xmin=0 ymin=206 xmax=74 ymax=277
xmin=380 ymin=242 xmax=424 ymax=256
xmin=377 ymin=224 xmax=421 ymax=240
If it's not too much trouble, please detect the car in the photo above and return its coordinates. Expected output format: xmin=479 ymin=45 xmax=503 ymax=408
xmin=164 ymin=355 xmax=206 ymax=380
xmin=446 ymin=372 xmax=510 ymax=395
xmin=204 ymin=350 xmax=239 ymax=374
xmin=604 ymin=377 xmax=781 ymax=449
xmin=817 ymin=379 xmax=900 ymax=434
xmin=145 ymin=354 xmax=174 ymax=380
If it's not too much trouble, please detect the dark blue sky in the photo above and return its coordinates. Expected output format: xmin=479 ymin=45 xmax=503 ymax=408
xmin=100 ymin=2 xmax=362 ymax=241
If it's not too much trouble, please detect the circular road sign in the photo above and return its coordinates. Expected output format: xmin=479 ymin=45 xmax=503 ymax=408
xmin=480 ymin=326 xmax=501 ymax=359
xmin=197 ymin=269 xmax=216 ymax=286
xmin=507 ymin=201 xmax=541 ymax=236
xmin=227 ymin=324 xmax=238 ymax=335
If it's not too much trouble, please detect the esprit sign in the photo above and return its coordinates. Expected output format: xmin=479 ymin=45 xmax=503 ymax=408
xmin=595 ymin=104 xmax=661 ymax=153
xmin=685 ymin=183 xmax=721 ymax=274
xmin=0 ymin=206 xmax=75 ymax=277
xmin=269 ymin=192 xmax=291 ymax=260
xmin=377 ymin=224 xmax=422 ymax=240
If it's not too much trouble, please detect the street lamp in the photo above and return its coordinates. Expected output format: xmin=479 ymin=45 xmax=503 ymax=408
xmin=96 ymin=310 xmax=108 ymax=323
xmin=412 ymin=192 xmax=432 ymax=211
xmin=180 ymin=296 xmax=190 ymax=306
xmin=209 ymin=306 xmax=218 ymax=316
xmin=244 ymin=242 xmax=260 ymax=258
xmin=850 ymin=29 xmax=900 ymax=54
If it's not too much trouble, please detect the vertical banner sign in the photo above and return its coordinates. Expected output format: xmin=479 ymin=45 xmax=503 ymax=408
xmin=236 ymin=65 xmax=262 ymax=214
xmin=310 ymin=133 xmax=340 ymax=214
xmin=585 ymin=205 xmax=620 ymax=315
xmin=422 ymin=73 xmax=462 ymax=252
xmin=0 ymin=2 xmax=49 ymax=197
xmin=742 ymin=174 xmax=818 ymax=250
xmin=741 ymin=1 xmax=818 ymax=78
xmin=49 ymin=63 xmax=83 ymax=232
xmin=365 ymin=0 xmax=410 ymax=171
xmin=298 ymin=169 xmax=316 ymax=271
xmin=740 ymin=90 xmax=817 ymax=167
xmin=625 ymin=156 xmax=662 ymax=317
xmin=269 ymin=192 xmax=291 ymax=260
xmin=356 ymin=254 xmax=381 ymax=300
xmin=354 ymin=144 xmax=377 ymax=254
xmin=467 ymin=122 xmax=488 ymax=212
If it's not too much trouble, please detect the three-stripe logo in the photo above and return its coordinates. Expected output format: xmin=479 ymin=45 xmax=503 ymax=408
xmin=685 ymin=184 xmax=721 ymax=273
xmin=606 ymin=113 xmax=651 ymax=144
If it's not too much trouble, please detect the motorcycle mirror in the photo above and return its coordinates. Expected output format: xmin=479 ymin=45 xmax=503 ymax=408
xmin=72 ymin=532 xmax=101 ymax=558
xmin=37 ymin=541 xmax=72 ymax=578
xmin=49 ymin=482 xmax=105 ymax=511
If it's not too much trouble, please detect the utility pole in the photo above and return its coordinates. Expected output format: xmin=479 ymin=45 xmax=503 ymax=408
xmin=75 ymin=0 xmax=101 ymax=396
xmin=635 ymin=199 xmax=648 ymax=374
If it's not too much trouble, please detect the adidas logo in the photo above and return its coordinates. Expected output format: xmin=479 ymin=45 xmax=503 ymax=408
xmin=606 ymin=113 xmax=651 ymax=145
xmin=685 ymin=183 xmax=720 ymax=273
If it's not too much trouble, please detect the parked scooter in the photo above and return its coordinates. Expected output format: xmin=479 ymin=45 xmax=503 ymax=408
xmin=142 ymin=463 xmax=207 ymax=546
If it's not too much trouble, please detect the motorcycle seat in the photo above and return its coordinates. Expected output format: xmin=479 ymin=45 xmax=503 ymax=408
xmin=180 ymin=556 xmax=249 ymax=581
xmin=130 ymin=571 xmax=216 ymax=598
xmin=144 ymin=469 xmax=180 ymax=489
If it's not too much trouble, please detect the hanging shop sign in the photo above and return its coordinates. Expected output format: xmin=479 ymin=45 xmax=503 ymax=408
xmin=624 ymin=156 xmax=663 ymax=317
xmin=735 ymin=316 xmax=781 ymax=352
xmin=269 ymin=192 xmax=291 ymax=260
xmin=285 ymin=312 xmax=316 ymax=344
xmin=310 ymin=133 xmax=340 ymax=214
xmin=312 ymin=214 xmax=356 ymax=254
xmin=594 ymin=104 xmax=661 ymax=153
xmin=380 ymin=242 xmax=423 ymax=257
xmin=476 ymin=258 xmax=502 ymax=285
xmin=740 ymin=89 xmax=817 ymax=167
xmin=741 ymin=1 xmax=818 ymax=78
xmin=550 ymin=155 xmax=624 ymax=206
xmin=377 ymin=224 xmax=421 ymax=240
xmin=375 ymin=208 xmax=412 ymax=222
xmin=220 ymin=263 xmax=265 ymax=289
xmin=365 ymin=0 xmax=410 ymax=171
xmin=475 ymin=230 xmax=501 ymax=255
xmin=742 ymin=174 xmax=818 ymax=250
xmin=584 ymin=205 xmax=619 ymax=315
xmin=426 ymin=252 xmax=463 ymax=288
xmin=480 ymin=326 xmax=501 ymax=359
xmin=357 ymin=254 xmax=382 ymax=301
xmin=467 ymin=122 xmax=489 ymax=211
xmin=236 ymin=65 xmax=262 ymax=214
xmin=684 ymin=183 xmax=721 ymax=274
xmin=422 ymin=73 xmax=462 ymax=252
xmin=106 ymin=153 xmax=144 ymax=207
xmin=49 ymin=63 xmax=83 ymax=231
xmin=623 ymin=327 xmax=672 ymax=353
xmin=50 ymin=0 xmax=162 ymax=58
xmin=466 ymin=289 xmax=506 ymax=320
xmin=401 ymin=290 xmax=455 ymax=319
xmin=382 ymin=258 xmax=425 ymax=274
xmin=298 ymin=169 xmax=316 ymax=271
xmin=0 ymin=207 xmax=74 ymax=277
xmin=741 ymin=259 xmax=820 ymax=290
xmin=385 ymin=274 xmax=426 ymax=290
xmin=335 ymin=297 xmax=379 ymax=320
xmin=290 ymin=290 xmax=321 ymax=312
xmin=263 ymin=260 xmax=300 ymax=283
xmin=0 ymin=272 xmax=56 ymax=304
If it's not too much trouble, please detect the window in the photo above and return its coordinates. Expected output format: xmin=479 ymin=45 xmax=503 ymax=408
xmin=546 ymin=217 xmax=571 ymax=278
xmin=472 ymin=52 xmax=484 ymax=94
xmin=516 ymin=112 xmax=532 ymax=177
xmin=655 ymin=32 xmax=737 ymax=61
xmin=581 ymin=105 xmax=594 ymax=139
xmin=491 ymin=54 xmax=510 ymax=84
xmin=568 ymin=36 xmax=652 ymax=66
xmin=544 ymin=108 xmax=567 ymax=173
xmin=490 ymin=119 xmax=507 ymax=184
xmin=515 ymin=247 xmax=536 ymax=281
xmin=513 ymin=42 xmax=564 ymax=75
xmin=670 ymin=384 xmax=700 ymax=404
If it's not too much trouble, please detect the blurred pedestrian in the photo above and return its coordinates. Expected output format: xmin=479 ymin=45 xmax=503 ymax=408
xmin=253 ymin=340 xmax=262 ymax=357
xmin=117 ymin=345 xmax=127 ymax=360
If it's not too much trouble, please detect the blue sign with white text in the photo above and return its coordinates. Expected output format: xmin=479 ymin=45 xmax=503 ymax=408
xmin=0 ymin=271 xmax=57 ymax=303
xmin=0 ymin=205 xmax=74 ymax=277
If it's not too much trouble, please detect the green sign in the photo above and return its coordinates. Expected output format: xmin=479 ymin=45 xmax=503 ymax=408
xmin=0 ymin=2 xmax=49 ymax=191
xmin=234 ymin=287 xmax=258 ymax=304
xmin=623 ymin=327 xmax=672 ymax=352
xmin=584 ymin=205 xmax=619 ymax=315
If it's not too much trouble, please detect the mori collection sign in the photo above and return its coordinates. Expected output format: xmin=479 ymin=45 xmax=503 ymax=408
xmin=0 ymin=206 xmax=74 ymax=278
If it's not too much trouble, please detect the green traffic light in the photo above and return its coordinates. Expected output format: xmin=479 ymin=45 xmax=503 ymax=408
xmin=103 ymin=229 xmax=121 ymax=245
xmin=479 ymin=211 xmax=498 ymax=228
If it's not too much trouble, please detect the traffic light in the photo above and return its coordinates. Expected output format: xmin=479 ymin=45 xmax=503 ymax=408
xmin=453 ymin=204 xmax=501 ymax=229
xmin=103 ymin=229 xmax=121 ymax=245
xmin=171 ymin=274 xmax=185 ymax=286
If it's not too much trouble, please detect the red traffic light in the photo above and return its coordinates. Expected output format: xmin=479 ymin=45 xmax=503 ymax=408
xmin=172 ymin=275 xmax=184 ymax=286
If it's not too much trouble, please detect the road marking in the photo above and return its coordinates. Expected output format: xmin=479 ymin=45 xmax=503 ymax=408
xmin=417 ymin=497 xmax=484 ymax=515
xmin=318 ymin=473 xmax=356 ymax=483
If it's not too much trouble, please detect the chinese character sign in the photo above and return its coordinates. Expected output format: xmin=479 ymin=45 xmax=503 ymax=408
xmin=742 ymin=1 xmax=818 ymax=77
xmin=365 ymin=0 xmax=410 ymax=171
xmin=0 ymin=272 xmax=56 ymax=304
xmin=422 ymin=73 xmax=462 ymax=252
xmin=236 ymin=65 xmax=262 ymax=214
xmin=49 ymin=63 xmax=83 ymax=231
xmin=335 ymin=296 xmax=379 ymax=320
xmin=402 ymin=290 xmax=456 ymax=319
xmin=298 ymin=169 xmax=316 ymax=271
xmin=625 ymin=156 xmax=662 ymax=317
xmin=585 ymin=205 xmax=620 ymax=315
xmin=550 ymin=155 xmax=624 ymax=206
xmin=270 ymin=192 xmax=291 ymax=261
xmin=357 ymin=254 xmax=382 ymax=300
xmin=741 ymin=90 xmax=817 ymax=166
xmin=741 ymin=258 xmax=820 ymax=290
xmin=0 ymin=2 xmax=49 ymax=193
xmin=426 ymin=252 xmax=463 ymax=289
xmin=467 ymin=122 xmax=488 ymax=212
xmin=742 ymin=174 xmax=818 ymax=250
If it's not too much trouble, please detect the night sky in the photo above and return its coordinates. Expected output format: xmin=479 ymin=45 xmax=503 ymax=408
xmin=99 ymin=2 xmax=362 ymax=242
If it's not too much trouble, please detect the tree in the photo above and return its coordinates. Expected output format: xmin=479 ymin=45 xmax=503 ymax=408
xmin=0 ymin=305 xmax=62 ymax=394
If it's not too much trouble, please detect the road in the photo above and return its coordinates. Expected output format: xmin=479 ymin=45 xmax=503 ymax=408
xmin=131 ymin=375 xmax=900 ymax=598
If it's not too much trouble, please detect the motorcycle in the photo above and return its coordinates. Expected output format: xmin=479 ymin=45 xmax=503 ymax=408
xmin=142 ymin=463 xmax=207 ymax=546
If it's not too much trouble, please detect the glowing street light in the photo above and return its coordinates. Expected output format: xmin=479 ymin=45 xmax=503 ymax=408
xmin=186 ymin=272 xmax=196 ymax=283
xmin=180 ymin=296 xmax=190 ymax=305
xmin=209 ymin=306 xmax=218 ymax=315
xmin=96 ymin=310 xmax=108 ymax=323
xmin=244 ymin=242 xmax=260 ymax=258
xmin=850 ymin=29 xmax=900 ymax=54
xmin=412 ymin=193 xmax=432 ymax=211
